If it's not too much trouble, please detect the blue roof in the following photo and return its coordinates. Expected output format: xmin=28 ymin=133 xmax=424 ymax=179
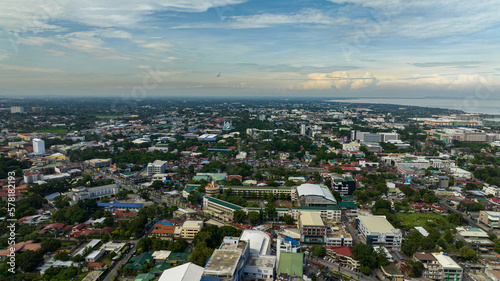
xmin=201 ymin=277 xmax=221 ymax=281
xmin=98 ymin=202 xmax=144 ymax=209
xmin=284 ymin=237 xmax=299 ymax=246
xmin=156 ymin=222 xmax=174 ymax=226
xmin=44 ymin=192 xmax=60 ymax=200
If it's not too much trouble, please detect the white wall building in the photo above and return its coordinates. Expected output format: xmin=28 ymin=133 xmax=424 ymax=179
xmin=357 ymin=215 xmax=402 ymax=250
xmin=33 ymin=138 xmax=45 ymax=155
xmin=147 ymin=160 xmax=168 ymax=176
xmin=342 ymin=142 xmax=361 ymax=152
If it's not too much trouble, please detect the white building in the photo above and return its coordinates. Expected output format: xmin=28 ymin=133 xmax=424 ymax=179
xmin=147 ymin=160 xmax=168 ymax=176
xmin=448 ymin=167 xmax=472 ymax=179
xmin=158 ymin=262 xmax=204 ymax=281
xmin=85 ymin=249 xmax=105 ymax=263
xmin=342 ymin=142 xmax=361 ymax=152
xmin=357 ymin=215 xmax=402 ymax=250
xmin=276 ymin=237 xmax=300 ymax=261
xmin=380 ymin=132 xmax=400 ymax=142
xmin=33 ymin=138 xmax=45 ymax=155
xmin=240 ymin=229 xmax=271 ymax=256
xmin=11 ymin=106 xmax=25 ymax=113
xmin=433 ymin=252 xmax=463 ymax=281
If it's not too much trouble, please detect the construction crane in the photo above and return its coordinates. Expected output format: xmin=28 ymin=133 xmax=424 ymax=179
xmin=424 ymin=122 xmax=434 ymax=149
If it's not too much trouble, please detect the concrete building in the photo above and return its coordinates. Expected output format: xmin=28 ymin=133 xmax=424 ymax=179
xmin=33 ymin=138 xmax=45 ymax=155
xmin=479 ymin=211 xmax=500 ymax=229
xmin=85 ymin=250 xmax=105 ymax=263
xmin=202 ymin=195 xmax=243 ymax=221
xmin=331 ymin=176 xmax=356 ymax=196
xmin=342 ymin=142 xmax=361 ymax=152
xmin=147 ymin=160 xmax=168 ymax=176
xmin=66 ymin=183 xmax=120 ymax=201
xmin=178 ymin=220 xmax=203 ymax=240
xmin=299 ymin=212 xmax=326 ymax=244
xmin=380 ymin=132 xmax=400 ymax=142
xmin=24 ymin=170 xmax=43 ymax=184
xmin=240 ymin=230 xmax=271 ymax=256
xmin=243 ymin=255 xmax=276 ymax=280
xmin=204 ymin=236 xmax=249 ymax=281
xmin=433 ymin=252 xmax=463 ymax=281
xmin=11 ymin=106 xmax=25 ymax=113
xmin=276 ymin=237 xmax=300 ymax=262
xmin=456 ymin=227 xmax=494 ymax=251
xmin=413 ymin=253 xmax=442 ymax=280
xmin=296 ymin=183 xmax=337 ymax=207
xmin=88 ymin=158 xmax=112 ymax=168
xmin=356 ymin=215 xmax=402 ymax=250
xmin=326 ymin=223 xmax=353 ymax=247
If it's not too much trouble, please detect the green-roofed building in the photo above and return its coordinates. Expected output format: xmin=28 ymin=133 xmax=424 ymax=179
xmin=182 ymin=184 xmax=200 ymax=198
xmin=341 ymin=196 xmax=355 ymax=202
xmin=125 ymin=252 xmax=154 ymax=271
xmin=148 ymin=262 xmax=171 ymax=275
xmin=339 ymin=201 xmax=358 ymax=209
xmin=223 ymin=185 xmax=293 ymax=198
xmin=278 ymin=252 xmax=303 ymax=277
xmin=202 ymin=194 xmax=242 ymax=221
xmin=381 ymin=263 xmax=404 ymax=281
xmin=134 ymin=273 xmax=155 ymax=281
xmin=167 ymin=251 xmax=189 ymax=263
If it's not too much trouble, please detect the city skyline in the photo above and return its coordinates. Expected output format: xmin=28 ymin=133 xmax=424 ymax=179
xmin=0 ymin=0 xmax=499 ymax=98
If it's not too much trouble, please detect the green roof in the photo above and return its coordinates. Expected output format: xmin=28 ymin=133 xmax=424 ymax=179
xmin=293 ymin=206 xmax=340 ymax=211
xmin=205 ymin=195 xmax=242 ymax=210
xmin=339 ymin=201 xmax=358 ymax=208
xmin=167 ymin=251 xmax=189 ymax=262
xmin=125 ymin=252 xmax=154 ymax=270
xmin=278 ymin=252 xmax=304 ymax=277
xmin=183 ymin=184 xmax=199 ymax=193
xmin=148 ymin=262 xmax=171 ymax=274
xmin=382 ymin=263 xmax=403 ymax=276
xmin=134 ymin=273 xmax=155 ymax=281
xmin=341 ymin=196 xmax=355 ymax=201
xmin=225 ymin=185 xmax=292 ymax=190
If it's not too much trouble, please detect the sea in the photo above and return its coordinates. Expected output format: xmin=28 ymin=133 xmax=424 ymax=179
xmin=326 ymin=98 xmax=500 ymax=115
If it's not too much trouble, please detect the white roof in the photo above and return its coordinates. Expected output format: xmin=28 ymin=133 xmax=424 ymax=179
xmin=152 ymin=250 xmax=171 ymax=260
xmin=358 ymin=215 xmax=397 ymax=234
xmin=158 ymin=262 xmax=204 ymax=281
xmin=296 ymin=184 xmax=336 ymax=202
xmin=87 ymin=239 xmax=101 ymax=249
xmin=414 ymin=227 xmax=429 ymax=237
xmin=240 ymin=229 xmax=271 ymax=255
xmin=433 ymin=253 xmax=462 ymax=270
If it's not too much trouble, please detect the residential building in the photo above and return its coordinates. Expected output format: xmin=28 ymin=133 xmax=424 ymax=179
xmin=433 ymin=252 xmax=463 ymax=281
xmin=33 ymin=138 xmax=45 ymax=155
xmin=356 ymin=215 xmax=402 ymax=250
xmin=479 ymin=211 xmax=500 ymax=229
xmin=150 ymin=222 xmax=175 ymax=240
xmin=413 ymin=253 xmax=441 ymax=280
xmin=85 ymin=250 xmax=105 ymax=263
xmin=326 ymin=247 xmax=359 ymax=270
xmin=331 ymin=176 xmax=356 ymax=196
xmin=24 ymin=170 xmax=43 ymax=184
xmin=326 ymin=223 xmax=353 ymax=247
xmin=147 ymin=160 xmax=168 ymax=176
xmin=11 ymin=106 xmax=25 ymax=113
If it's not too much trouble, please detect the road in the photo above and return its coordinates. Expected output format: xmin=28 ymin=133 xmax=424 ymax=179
xmin=341 ymin=212 xmax=360 ymax=245
xmin=102 ymin=240 xmax=138 ymax=281
xmin=306 ymin=257 xmax=377 ymax=281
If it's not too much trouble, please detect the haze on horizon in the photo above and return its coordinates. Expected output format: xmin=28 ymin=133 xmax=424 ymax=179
xmin=0 ymin=0 xmax=499 ymax=98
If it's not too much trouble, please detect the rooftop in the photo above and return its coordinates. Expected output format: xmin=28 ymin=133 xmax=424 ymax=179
xmin=246 ymin=255 xmax=276 ymax=268
xmin=204 ymin=249 xmax=242 ymax=276
xmin=277 ymin=252 xmax=303 ymax=277
xmin=433 ymin=253 xmax=462 ymax=270
xmin=300 ymin=212 xmax=324 ymax=227
xmin=358 ymin=215 xmax=398 ymax=233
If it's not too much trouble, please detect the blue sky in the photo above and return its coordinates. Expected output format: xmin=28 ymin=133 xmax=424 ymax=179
xmin=0 ymin=0 xmax=499 ymax=98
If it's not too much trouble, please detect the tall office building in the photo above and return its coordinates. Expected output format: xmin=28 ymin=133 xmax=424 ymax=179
xmin=300 ymin=124 xmax=306 ymax=135
xmin=33 ymin=139 xmax=45 ymax=155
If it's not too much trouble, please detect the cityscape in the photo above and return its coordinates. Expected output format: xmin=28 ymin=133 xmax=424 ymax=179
xmin=1 ymin=1 xmax=500 ymax=281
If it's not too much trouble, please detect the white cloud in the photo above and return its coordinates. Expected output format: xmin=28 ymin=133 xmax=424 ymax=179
xmin=291 ymin=71 xmax=378 ymax=90
xmin=0 ymin=0 xmax=248 ymax=32
xmin=327 ymin=0 xmax=500 ymax=39
xmin=140 ymin=42 xmax=173 ymax=52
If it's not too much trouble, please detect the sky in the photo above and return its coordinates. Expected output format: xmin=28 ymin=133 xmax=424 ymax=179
xmin=0 ymin=0 xmax=499 ymax=99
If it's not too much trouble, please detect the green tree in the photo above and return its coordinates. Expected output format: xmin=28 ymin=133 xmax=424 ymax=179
xmin=460 ymin=246 xmax=477 ymax=261
xmin=311 ymin=245 xmax=326 ymax=257
xmin=233 ymin=210 xmax=247 ymax=223
xmin=17 ymin=250 xmax=43 ymax=272
xmin=188 ymin=191 xmax=203 ymax=206
xmin=41 ymin=238 xmax=62 ymax=254
xmin=248 ymin=211 xmax=260 ymax=225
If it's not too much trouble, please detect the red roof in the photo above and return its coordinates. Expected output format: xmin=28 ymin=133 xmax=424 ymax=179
xmin=0 ymin=189 xmax=23 ymax=197
xmin=326 ymin=246 xmax=353 ymax=257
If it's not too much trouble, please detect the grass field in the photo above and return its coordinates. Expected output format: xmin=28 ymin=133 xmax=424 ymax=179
xmin=32 ymin=127 xmax=69 ymax=134
xmin=395 ymin=212 xmax=456 ymax=230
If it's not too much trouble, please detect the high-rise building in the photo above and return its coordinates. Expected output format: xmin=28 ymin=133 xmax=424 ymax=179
xmin=300 ymin=124 xmax=306 ymax=135
xmin=11 ymin=106 xmax=25 ymax=113
xmin=147 ymin=160 xmax=168 ymax=176
xmin=33 ymin=138 xmax=45 ymax=155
